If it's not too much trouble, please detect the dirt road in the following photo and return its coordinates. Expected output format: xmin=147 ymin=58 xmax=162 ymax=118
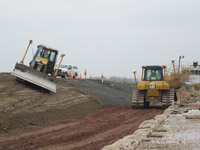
xmin=0 ymin=106 xmax=163 ymax=150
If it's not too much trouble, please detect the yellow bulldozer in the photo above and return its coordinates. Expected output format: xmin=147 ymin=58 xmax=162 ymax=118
xmin=132 ymin=59 xmax=182 ymax=108
xmin=11 ymin=40 xmax=65 ymax=93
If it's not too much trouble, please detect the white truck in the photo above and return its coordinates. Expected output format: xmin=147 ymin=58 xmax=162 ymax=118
xmin=56 ymin=64 xmax=79 ymax=79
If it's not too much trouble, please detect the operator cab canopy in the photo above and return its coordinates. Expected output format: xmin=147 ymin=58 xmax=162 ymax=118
xmin=142 ymin=66 xmax=166 ymax=81
xmin=30 ymin=45 xmax=58 ymax=66
xmin=36 ymin=45 xmax=58 ymax=60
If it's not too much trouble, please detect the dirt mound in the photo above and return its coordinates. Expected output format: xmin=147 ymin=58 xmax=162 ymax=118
xmin=0 ymin=73 xmax=101 ymax=133
xmin=0 ymin=106 xmax=163 ymax=150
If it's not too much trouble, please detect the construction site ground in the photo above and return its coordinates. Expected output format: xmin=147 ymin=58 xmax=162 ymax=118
xmin=0 ymin=73 xmax=163 ymax=150
xmin=65 ymin=79 xmax=133 ymax=105
xmin=135 ymin=104 xmax=200 ymax=150
xmin=0 ymin=73 xmax=101 ymax=134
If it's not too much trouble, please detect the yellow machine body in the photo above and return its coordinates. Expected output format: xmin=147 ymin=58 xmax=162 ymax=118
xmin=36 ymin=57 xmax=48 ymax=65
xmin=132 ymin=60 xmax=181 ymax=108
xmin=137 ymin=80 xmax=169 ymax=102
xmin=35 ymin=57 xmax=49 ymax=72
xmin=137 ymin=81 xmax=169 ymax=91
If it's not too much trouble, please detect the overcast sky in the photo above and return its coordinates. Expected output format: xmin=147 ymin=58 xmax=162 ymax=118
xmin=0 ymin=0 xmax=200 ymax=78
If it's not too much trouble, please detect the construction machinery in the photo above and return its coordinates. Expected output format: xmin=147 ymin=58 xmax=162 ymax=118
xmin=11 ymin=40 xmax=65 ymax=93
xmin=132 ymin=59 xmax=182 ymax=109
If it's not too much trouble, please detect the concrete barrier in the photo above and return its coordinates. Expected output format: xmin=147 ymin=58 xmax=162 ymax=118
xmin=101 ymin=106 xmax=174 ymax=150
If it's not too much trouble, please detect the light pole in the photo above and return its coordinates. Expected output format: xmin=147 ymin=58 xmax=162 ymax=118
xmin=178 ymin=55 xmax=184 ymax=79
xmin=177 ymin=55 xmax=184 ymax=107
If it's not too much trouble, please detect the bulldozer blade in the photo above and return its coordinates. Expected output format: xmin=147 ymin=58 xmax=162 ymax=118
xmin=11 ymin=63 xmax=57 ymax=93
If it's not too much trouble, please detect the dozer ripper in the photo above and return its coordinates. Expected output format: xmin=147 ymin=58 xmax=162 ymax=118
xmin=132 ymin=59 xmax=181 ymax=109
xmin=11 ymin=40 xmax=65 ymax=93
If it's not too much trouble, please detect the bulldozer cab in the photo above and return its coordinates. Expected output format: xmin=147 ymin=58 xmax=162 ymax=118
xmin=143 ymin=66 xmax=164 ymax=81
xmin=30 ymin=45 xmax=58 ymax=75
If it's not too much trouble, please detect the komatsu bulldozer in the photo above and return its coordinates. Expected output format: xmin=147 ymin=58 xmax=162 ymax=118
xmin=11 ymin=40 xmax=65 ymax=93
xmin=132 ymin=59 xmax=181 ymax=109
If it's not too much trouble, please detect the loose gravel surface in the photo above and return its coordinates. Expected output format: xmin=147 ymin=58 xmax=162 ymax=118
xmin=65 ymin=79 xmax=134 ymax=105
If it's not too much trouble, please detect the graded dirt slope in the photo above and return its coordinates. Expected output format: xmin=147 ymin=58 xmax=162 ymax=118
xmin=0 ymin=73 xmax=101 ymax=133
xmin=0 ymin=106 xmax=163 ymax=150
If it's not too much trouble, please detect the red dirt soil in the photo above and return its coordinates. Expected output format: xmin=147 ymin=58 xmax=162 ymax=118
xmin=0 ymin=106 xmax=163 ymax=150
xmin=183 ymin=105 xmax=200 ymax=108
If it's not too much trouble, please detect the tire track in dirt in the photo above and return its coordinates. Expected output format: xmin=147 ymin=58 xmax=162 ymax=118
xmin=0 ymin=106 xmax=163 ymax=150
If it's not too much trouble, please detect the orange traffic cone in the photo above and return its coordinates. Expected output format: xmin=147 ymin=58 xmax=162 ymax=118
xmin=84 ymin=69 xmax=87 ymax=79
xmin=79 ymin=74 xmax=82 ymax=80
xmin=89 ymin=75 xmax=92 ymax=80
xmin=101 ymin=73 xmax=104 ymax=79
xmin=101 ymin=73 xmax=104 ymax=83
xmin=69 ymin=72 xmax=72 ymax=79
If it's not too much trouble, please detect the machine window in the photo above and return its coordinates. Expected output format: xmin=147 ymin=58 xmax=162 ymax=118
xmin=60 ymin=65 xmax=68 ymax=68
xmin=49 ymin=52 xmax=56 ymax=62
xmin=73 ymin=66 xmax=78 ymax=69
xmin=43 ymin=50 xmax=51 ymax=59
xmin=35 ymin=47 xmax=43 ymax=58
xmin=68 ymin=65 xmax=72 ymax=69
xmin=145 ymin=69 xmax=163 ymax=81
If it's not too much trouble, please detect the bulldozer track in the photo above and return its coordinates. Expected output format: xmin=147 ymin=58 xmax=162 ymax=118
xmin=132 ymin=89 xmax=144 ymax=108
xmin=132 ymin=88 xmax=175 ymax=109
xmin=162 ymin=89 xmax=174 ymax=108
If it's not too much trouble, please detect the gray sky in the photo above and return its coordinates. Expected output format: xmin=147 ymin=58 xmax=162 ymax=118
xmin=0 ymin=0 xmax=200 ymax=78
